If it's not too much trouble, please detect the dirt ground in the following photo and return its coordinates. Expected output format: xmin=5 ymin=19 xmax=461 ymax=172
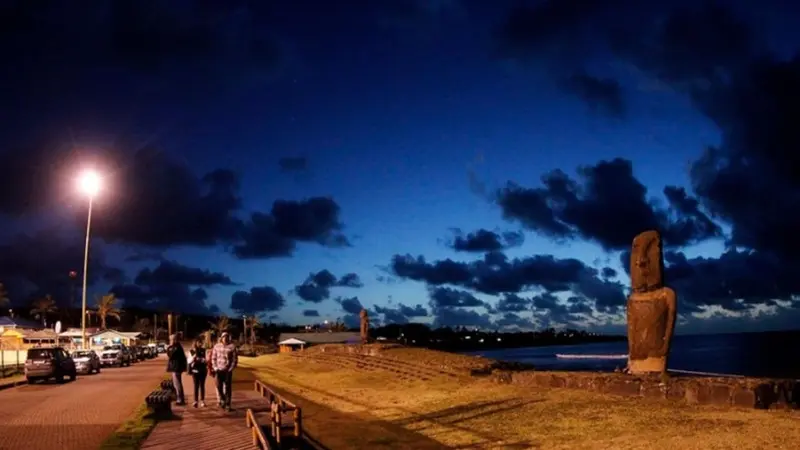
xmin=240 ymin=348 xmax=800 ymax=450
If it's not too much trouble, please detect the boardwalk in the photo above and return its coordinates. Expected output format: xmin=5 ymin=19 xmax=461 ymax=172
xmin=142 ymin=373 xmax=270 ymax=450
xmin=0 ymin=357 xmax=167 ymax=450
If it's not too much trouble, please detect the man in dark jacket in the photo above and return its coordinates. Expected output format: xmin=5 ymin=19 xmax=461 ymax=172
xmin=166 ymin=334 xmax=187 ymax=406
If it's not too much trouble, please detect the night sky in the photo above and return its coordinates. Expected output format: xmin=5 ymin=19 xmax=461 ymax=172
xmin=2 ymin=0 xmax=800 ymax=334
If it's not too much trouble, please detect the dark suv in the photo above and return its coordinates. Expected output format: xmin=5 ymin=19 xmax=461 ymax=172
xmin=25 ymin=347 xmax=77 ymax=384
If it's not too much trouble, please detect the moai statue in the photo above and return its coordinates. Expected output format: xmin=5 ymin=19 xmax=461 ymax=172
xmin=626 ymin=230 xmax=677 ymax=374
xmin=359 ymin=309 xmax=370 ymax=344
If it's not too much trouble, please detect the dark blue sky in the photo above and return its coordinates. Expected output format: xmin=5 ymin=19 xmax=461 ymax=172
xmin=2 ymin=0 xmax=800 ymax=334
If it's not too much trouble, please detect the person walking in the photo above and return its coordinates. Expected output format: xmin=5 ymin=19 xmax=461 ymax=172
xmin=187 ymin=341 xmax=208 ymax=408
xmin=166 ymin=334 xmax=187 ymax=406
xmin=211 ymin=332 xmax=238 ymax=412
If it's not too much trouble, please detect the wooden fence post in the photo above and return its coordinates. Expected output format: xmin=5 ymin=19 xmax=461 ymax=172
xmin=293 ymin=408 xmax=302 ymax=437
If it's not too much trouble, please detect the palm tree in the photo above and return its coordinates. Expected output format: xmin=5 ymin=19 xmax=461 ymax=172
xmin=246 ymin=315 xmax=262 ymax=345
xmin=96 ymin=293 xmax=121 ymax=330
xmin=134 ymin=317 xmax=152 ymax=336
xmin=0 ymin=283 xmax=9 ymax=314
xmin=199 ymin=329 xmax=214 ymax=348
xmin=330 ymin=319 xmax=347 ymax=332
xmin=210 ymin=315 xmax=230 ymax=335
xmin=31 ymin=295 xmax=58 ymax=327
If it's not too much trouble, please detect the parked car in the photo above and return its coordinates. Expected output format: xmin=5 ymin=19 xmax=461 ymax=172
xmin=156 ymin=343 xmax=166 ymax=354
xmin=71 ymin=349 xmax=101 ymax=374
xmin=144 ymin=346 xmax=157 ymax=359
xmin=134 ymin=346 xmax=147 ymax=361
xmin=24 ymin=347 xmax=77 ymax=383
xmin=100 ymin=344 xmax=131 ymax=367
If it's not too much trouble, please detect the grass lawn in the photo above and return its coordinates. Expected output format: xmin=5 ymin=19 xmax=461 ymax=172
xmin=98 ymin=402 xmax=158 ymax=450
xmin=241 ymin=349 xmax=800 ymax=450
xmin=98 ymin=376 xmax=170 ymax=450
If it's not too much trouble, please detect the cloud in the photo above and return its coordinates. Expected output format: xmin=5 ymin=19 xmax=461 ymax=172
xmin=230 ymin=286 xmax=286 ymax=315
xmin=134 ymin=261 xmax=234 ymax=286
xmin=234 ymin=197 xmax=351 ymax=259
xmin=111 ymin=261 xmax=234 ymax=314
xmin=373 ymin=303 xmax=428 ymax=324
xmin=0 ymin=229 xmax=121 ymax=306
xmin=494 ymin=1 xmax=800 ymax=325
xmin=278 ymin=156 xmax=308 ymax=173
xmin=302 ymin=309 xmax=320 ymax=317
xmin=0 ymin=1 xmax=283 ymax=107
xmin=494 ymin=158 xmax=721 ymax=250
xmin=292 ymin=270 xmax=363 ymax=303
xmin=559 ymin=71 xmax=625 ymax=117
xmin=335 ymin=296 xmax=365 ymax=328
xmin=391 ymin=252 xmax=625 ymax=309
xmin=446 ymin=228 xmax=524 ymax=252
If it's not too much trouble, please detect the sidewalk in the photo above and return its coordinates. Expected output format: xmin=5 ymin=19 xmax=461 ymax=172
xmin=141 ymin=373 xmax=270 ymax=450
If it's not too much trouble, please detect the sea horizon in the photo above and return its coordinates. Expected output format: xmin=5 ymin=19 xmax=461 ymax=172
xmin=466 ymin=330 xmax=800 ymax=379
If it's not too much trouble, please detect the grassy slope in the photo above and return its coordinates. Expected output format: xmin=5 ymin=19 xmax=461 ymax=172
xmin=241 ymin=348 xmax=800 ymax=450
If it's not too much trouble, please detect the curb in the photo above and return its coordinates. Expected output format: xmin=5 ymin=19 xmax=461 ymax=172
xmin=0 ymin=379 xmax=27 ymax=392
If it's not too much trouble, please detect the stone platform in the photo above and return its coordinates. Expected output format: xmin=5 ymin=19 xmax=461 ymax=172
xmin=490 ymin=369 xmax=800 ymax=410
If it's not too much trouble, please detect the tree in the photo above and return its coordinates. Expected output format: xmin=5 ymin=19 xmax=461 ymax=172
xmin=210 ymin=315 xmax=230 ymax=335
xmin=330 ymin=319 xmax=347 ymax=332
xmin=96 ymin=293 xmax=122 ymax=330
xmin=246 ymin=315 xmax=262 ymax=345
xmin=134 ymin=317 xmax=152 ymax=336
xmin=31 ymin=295 xmax=58 ymax=327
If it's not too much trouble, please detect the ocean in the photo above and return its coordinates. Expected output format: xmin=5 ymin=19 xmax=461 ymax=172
xmin=467 ymin=331 xmax=800 ymax=379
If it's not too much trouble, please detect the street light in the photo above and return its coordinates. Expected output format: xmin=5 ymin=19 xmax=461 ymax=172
xmin=78 ymin=170 xmax=101 ymax=349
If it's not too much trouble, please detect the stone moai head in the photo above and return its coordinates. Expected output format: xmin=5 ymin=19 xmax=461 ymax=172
xmin=360 ymin=309 xmax=369 ymax=320
xmin=630 ymin=230 xmax=664 ymax=293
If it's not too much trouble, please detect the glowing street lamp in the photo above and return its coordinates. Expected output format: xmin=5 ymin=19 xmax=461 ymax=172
xmin=78 ymin=170 xmax=102 ymax=349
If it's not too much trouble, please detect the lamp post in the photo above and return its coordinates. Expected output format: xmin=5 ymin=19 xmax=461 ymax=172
xmin=78 ymin=170 xmax=101 ymax=350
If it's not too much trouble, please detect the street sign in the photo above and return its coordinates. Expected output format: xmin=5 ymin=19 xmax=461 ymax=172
xmin=55 ymin=321 xmax=62 ymax=334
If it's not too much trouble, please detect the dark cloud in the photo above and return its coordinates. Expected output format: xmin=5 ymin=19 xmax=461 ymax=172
xmin=302 ymin=309 xmax=320 ymax=317
xmin=134 ymin=261 xmax=234 ymax=286
xmin=0 ymin=137 xmax=350 ymax=257
xmin=429 ymin=287 xmax=486 ymax=308
xmin=292 ymin=270 xmax=363 ymax=303
xmin=335 ymin=296 xmax=365 ymax=328
xmin=0 ymin=1 xmax=283 ymax=109
xmin=125 ymin=251 xmax=165 ymax=263
xmin=230 ymin=286 xmax=285 ymax=315
xmin=111 ymin=261 xmax=234 ymax=314
xmin=234 ymin=197 xmax=351 ymax=259
xmin=496 ymin=1 xmax=800 ymax=321
xmin=0 ymin=229 xmax=120 ymax=306
xmin=446 ymin=228 xmax=525 ymax=252
xmin=391 ymin=252 xmax=625 ymax=311
xmin=374 ymin=303 xmax=428 ymax=325
xmin=337 ymin=296 xmax=364 ymax=315
xmin=495 ymin=294 xmax=532 ymax=313
xmin=278 ymin=156 xmax=308 ymax=173
xmin=494 ymin=158 xmax=721 ymax=251
xmin=431 ymin=304 xmax=493 ymax=329
xmin=559 ymin=71 xmax=625 ymax=117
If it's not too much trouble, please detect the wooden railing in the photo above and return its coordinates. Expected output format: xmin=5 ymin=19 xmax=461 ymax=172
xmin=250 ymin=380 xmax=304 ymax=447
xmin=245 ymin=408 xmax=271 ymax=449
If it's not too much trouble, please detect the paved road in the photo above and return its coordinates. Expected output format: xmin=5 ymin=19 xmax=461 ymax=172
xmin=0 ymin=357 xmax=168 ymax=450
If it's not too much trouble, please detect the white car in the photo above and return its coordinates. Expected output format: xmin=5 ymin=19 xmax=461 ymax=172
xmin=100 ymin=345 xmax=131 ymax=367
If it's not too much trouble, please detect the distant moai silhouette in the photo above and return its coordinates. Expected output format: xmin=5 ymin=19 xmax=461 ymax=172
xmin=359 ymin=309 xmax=370 ymax=344
xmin=626 ymin=230 xmax=678 ymax=374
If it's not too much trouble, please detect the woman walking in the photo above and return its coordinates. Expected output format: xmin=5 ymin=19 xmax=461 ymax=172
xmin=187 ymin=340 xmax=208 ymax=408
